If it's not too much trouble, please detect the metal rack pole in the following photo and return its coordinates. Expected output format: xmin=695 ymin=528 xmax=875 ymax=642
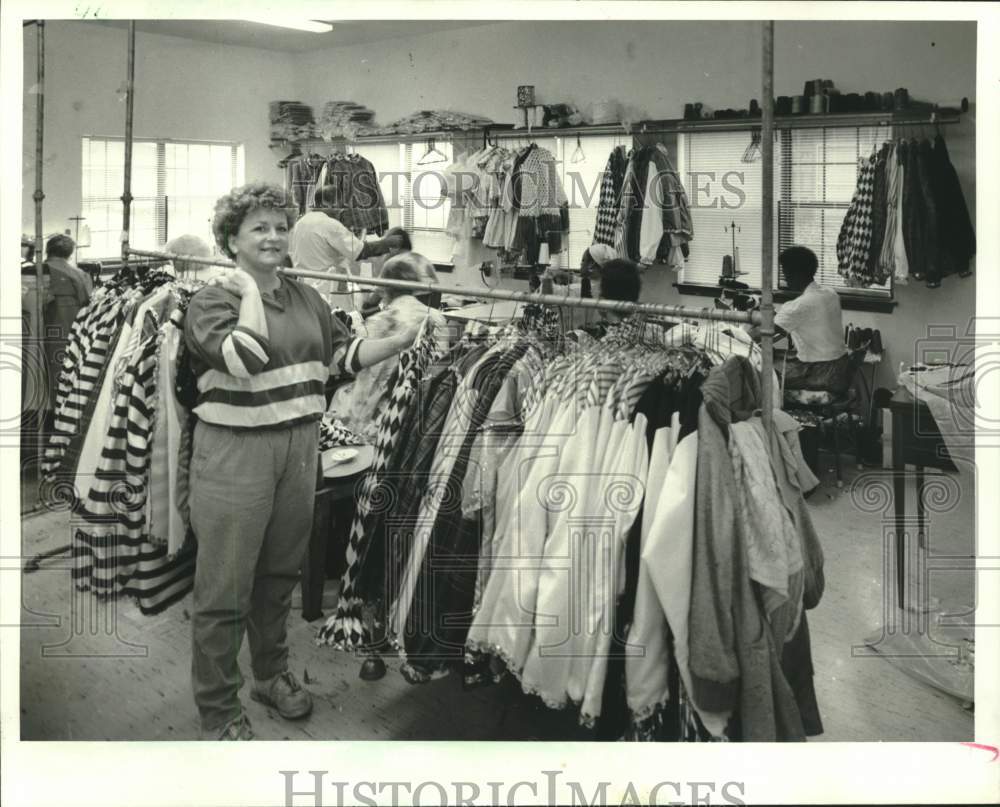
xmin=123 ymin=248 xmax=762 ymax=326
xmin=120 ymin=21 xmax=135 ymax=266
xmin=285 ymin=269 xmax=763 ymax=325
xmin=33 ymin=21 xmax=46 ymax=496
xmin=760 ymin=21 xmax=776 ymax=434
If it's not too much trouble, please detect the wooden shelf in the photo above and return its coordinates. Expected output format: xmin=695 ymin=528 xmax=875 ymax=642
xmin=270 ymin=108 xmax=961 ymax=152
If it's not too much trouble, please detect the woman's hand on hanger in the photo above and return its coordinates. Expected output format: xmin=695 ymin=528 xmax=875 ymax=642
xmin=206 ymin=267 xmax=258 ymax=298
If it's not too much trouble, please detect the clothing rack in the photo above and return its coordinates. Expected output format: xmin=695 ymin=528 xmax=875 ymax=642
xmin=124 ymin=247 xmax=762 ymax=326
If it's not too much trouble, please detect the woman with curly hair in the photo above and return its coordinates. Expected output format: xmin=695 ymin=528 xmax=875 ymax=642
xmin=184 ymin=182 xmax=420 ymax=740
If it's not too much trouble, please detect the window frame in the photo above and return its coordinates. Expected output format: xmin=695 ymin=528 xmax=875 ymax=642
xmin=79 ymin=135 xmax=245 ymax=259
xmin=677 ymin=124 xmax=896 ymax=310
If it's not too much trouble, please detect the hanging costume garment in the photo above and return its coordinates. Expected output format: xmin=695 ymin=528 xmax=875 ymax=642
xmin=288 ymin=153 xmax=327 ymax=216
xmin=343 ymin=343 xmax=487 ymax=652
xmin=614 ymin=150 xmax=649 ymax=261
xmin=509 ymin=144 xmax=570 ymax=263
xmin=836 ymin=151 xmax=877 ymax=286
xmin=315 ymin=152 xmax=389 ymax=235
xmin=877 ymin=142 xmax=900 ymax=282
xmin=892 ymin=141 xmax=911 ymax=282
xmin=42 ymin=271 xmax=175 ymax=481
xmin=592 ymin=146 xmax=628 ymax=248
xmin=317 ymin=319 xmax=446 ymax=647
xmin=71 ymin=287 xmax=198 ymax=614
xmin=864 ymin=143 xmax=891 ymax=286
xmin=927 ymin=133 xmax=976 ymax=281
xmin=482 ymin=148 xmax=515 ymax=249
xmin=637 ymin=144 xmax=694 ymax=269
xmin=387 ymin=338 xmax=528 ymax=653
xmin=687 ymin=357 xmax=824 ymax=740
xmin=902 ymin=139 xmax=942 ymax=286
xmin=400 ymin=342 xmax=532 ymax=677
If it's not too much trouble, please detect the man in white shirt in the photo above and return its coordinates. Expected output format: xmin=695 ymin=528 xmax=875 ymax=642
xmin=773 ymin=246 xmax=851 ymax=394
xmin=290 ymin=186 xmax=403 ymax=310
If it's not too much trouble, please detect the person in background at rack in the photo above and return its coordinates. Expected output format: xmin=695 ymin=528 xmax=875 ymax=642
xmin=183 ymin=181 xmax=421 ymax=741
xmin=328 ymin=252 xmax=448 ymax=442
xmin=164 ymin=234 xmax=217 ymax=280
xmin=577 ymin=257 xmax=645 ymax=338
xmin=37 ymin=235 xmax=93 ymax=422
xmin=290 ymin=186 xmax=406 ymax=311
xmin=579 ymin=243 xmax=618 ymax=298
xmin=766 ymin=246 xmax=850 ymax=394
xmin=359 ymin=226 xmax=413 ymax=317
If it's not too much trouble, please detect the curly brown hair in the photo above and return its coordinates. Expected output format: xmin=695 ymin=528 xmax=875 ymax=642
xmin=211 ymin=182 xmax=296 ymax=259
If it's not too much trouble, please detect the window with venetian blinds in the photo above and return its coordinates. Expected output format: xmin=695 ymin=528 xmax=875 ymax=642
xmin=80 ymin=136 xmax=244 ymax=259
xmin=677 ymin=125 xmax=891 ymax=296
xmin=400 ymin=141 xmax=455 ymax=264
xmin=778 ymin=125 xmax=890 ymax=294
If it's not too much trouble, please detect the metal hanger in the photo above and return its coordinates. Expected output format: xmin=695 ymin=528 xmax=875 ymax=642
xmin=741 ymin=129 xmax=762 ymax=163
xmin=570 ymin=134 xmax=585 ymax=164
xmin=417 ymin=138 xmax=447 ymax=165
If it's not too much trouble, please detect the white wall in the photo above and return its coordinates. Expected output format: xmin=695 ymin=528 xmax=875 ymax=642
xmin=21 ymin=21 xmax=299 ymax=249
xmin=297 ymin=19 xmax=977 ymax=386
xmin=297 ymin=20 xmax=975 ymax=133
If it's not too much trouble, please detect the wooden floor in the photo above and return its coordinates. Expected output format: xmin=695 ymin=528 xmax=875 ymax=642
xmin=17 ymin=462 xmax=974 ymax=742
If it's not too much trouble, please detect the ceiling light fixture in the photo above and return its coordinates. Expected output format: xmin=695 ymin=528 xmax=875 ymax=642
xmin=240 ymin=18 xmax=333 ymax=34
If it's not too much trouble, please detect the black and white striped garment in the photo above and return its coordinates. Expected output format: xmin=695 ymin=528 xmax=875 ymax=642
xmin=72 ymin=306 xmax=196 ymax=615
xmin=42 ymin=292 xmax=130 ymax=480
xmin=44 ymin=272 xmax=175 ymax=480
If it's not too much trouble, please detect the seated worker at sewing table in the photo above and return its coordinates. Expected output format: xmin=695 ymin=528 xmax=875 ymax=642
xmin=753 ymin=246 xmax=851 ymax=395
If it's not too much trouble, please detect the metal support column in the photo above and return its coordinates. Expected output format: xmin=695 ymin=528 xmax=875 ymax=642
xmin=120 ymin=21 xmax=135 ymax=266
xmin=760 ymin=21 xmax=775 ymax=434
xmin=32 ymin=21 xmax=46 ymax=490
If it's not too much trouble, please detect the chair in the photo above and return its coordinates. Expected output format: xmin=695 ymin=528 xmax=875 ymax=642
xmin=782 ymin=348 xmax=867 ymax=487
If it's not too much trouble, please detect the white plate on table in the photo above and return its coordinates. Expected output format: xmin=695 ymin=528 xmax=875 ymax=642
xmin=321 ymin=444 xmax=374 ymax=479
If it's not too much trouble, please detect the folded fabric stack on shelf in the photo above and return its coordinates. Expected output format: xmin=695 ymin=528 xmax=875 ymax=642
xmin=367 ymin=109 xmax=494 ymax=135
xmin=269 ymin=100 xmax=316 ymax=142
xmin=317 ymin=101 xmax=378 ymax=141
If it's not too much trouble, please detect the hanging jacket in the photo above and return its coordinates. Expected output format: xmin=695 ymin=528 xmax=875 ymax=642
xmin=288 ymin=153 xmax=326 ymax=215
xmin=614 ymin=150 xmax=651 ymax=261
xmin=315 ymin=152 xmax=389 ymax=235
xmin=877 ymin=142 xmax=899 ymax=280
xmin=928 ymin=134 xmax=975 ymax=279
xmin=638 ymin=144 xmax=694 ymax=268
xmin=865 ymin=143 xmax=891 ymax=286
xmin=892 ymin=141 xmax=911 ymax=282
xmin=901 ymin=139 xmax=938 ymax=284
xmin=688 ymin=357 xmax=823 ymax=741
xmin=511 ymin=144 xmax=570 ymax=262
